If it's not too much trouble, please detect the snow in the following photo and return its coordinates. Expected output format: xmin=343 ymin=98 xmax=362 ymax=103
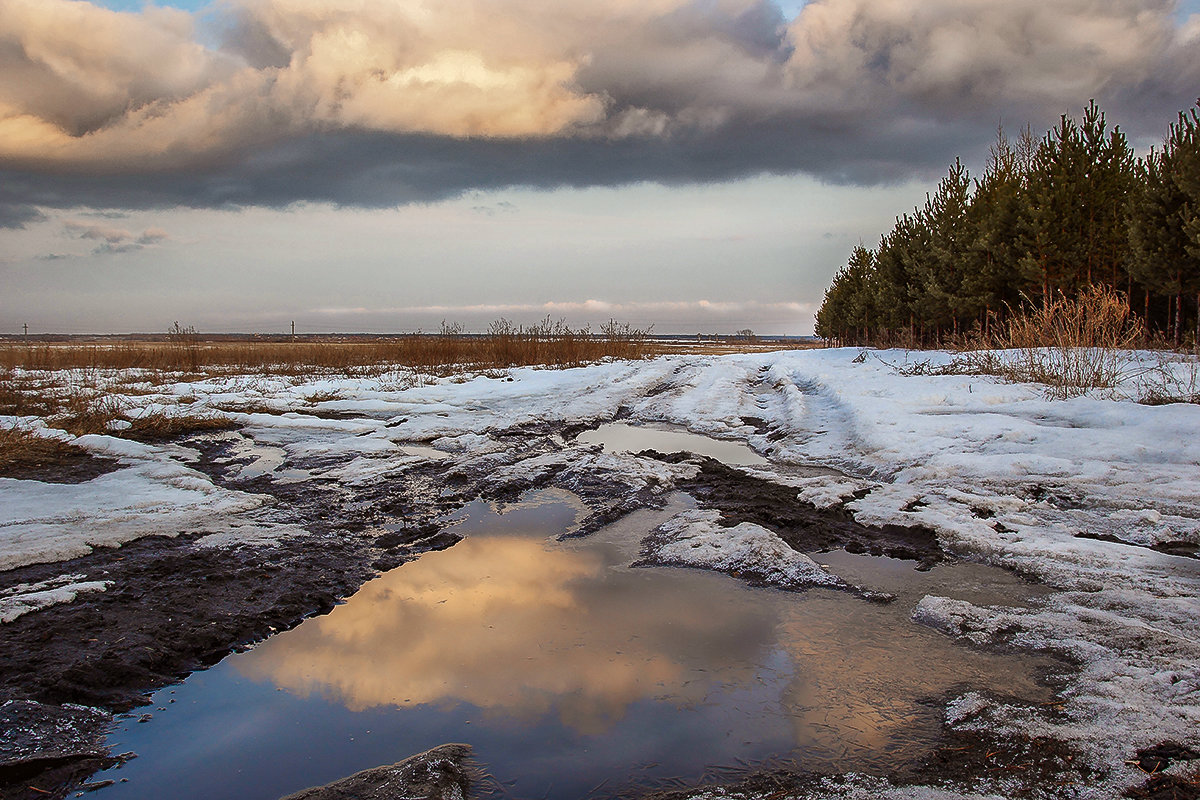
xmin=645 ymin=508 xmax=845 ymax=590
xmin=0 ymin=575 xmax=111 ymax=623
xmin=0 ymin=430 xmax=270 ymax=571
xmin=2 ymin=347 xmax=1199 ymax=795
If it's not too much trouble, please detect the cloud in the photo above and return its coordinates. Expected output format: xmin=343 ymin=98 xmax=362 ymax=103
xmin=62 ymin=220 xmax=171 ymax=253
xmin=1 ymin=0 xmax=1197 ymax=221
xmin=236 ymin=528 xmax=778 ymax=731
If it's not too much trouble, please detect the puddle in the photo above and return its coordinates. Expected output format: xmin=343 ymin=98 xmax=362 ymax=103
xmin=205 ymin=431 xmax=312 ymax=483
xmin=90 ymin=490 xmax=1057 ymax=800
xmin=396 ymin=444 xmax=451 ymax=461
xmin=577 ymin=422 xmax=769 ymax=467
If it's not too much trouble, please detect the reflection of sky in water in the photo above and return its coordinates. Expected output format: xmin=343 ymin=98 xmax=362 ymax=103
xmin=93 ymin=491 xmax=1055 ymax=800
xmin=237 ymin=504 xmax=780 ymax=733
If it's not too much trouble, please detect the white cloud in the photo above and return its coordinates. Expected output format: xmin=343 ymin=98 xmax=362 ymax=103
xmin=1 ymin=0 xmax=1195 ymax=174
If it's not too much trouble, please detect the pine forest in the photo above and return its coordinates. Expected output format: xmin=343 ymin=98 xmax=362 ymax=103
xmin=815 ymin=100 xmax=1200 ymax=348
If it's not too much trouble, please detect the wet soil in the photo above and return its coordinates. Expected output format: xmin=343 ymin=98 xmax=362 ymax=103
xmin=0 ymin=428 xmax=1110 ymax=800
xmin=1124 ymin=744 xmax=1200 ymax=800
xmin=636 ymin=726 xmax=1102 ymax=800
xmin=1076 ymin=531 xmax=1200 ymax=560
xmin=0 ymin=449 xmax=120 ymax=484
xmin=279 ymin=744 xmax=478 ymax=800
xmin=669 ymin=455 xmax=944 ymax=568
xmin=0 ymin=433 xmax=473 ymax=799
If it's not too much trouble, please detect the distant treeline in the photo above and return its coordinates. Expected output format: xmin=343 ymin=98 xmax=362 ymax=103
xmin=815 ymin=99 xmax=1200 ymax=347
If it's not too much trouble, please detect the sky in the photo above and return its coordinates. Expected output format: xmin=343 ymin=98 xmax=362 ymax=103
xmin=2 ymin=0 xmax=1199 ymax=335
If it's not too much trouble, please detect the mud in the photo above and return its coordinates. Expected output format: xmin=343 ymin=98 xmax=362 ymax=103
xmin=670 ymin=455 xmax=945 ymax=568
xmin=0 ymin=425 xmax=1107 ymax=800
xmin=1076 ymin=531 xmax=1200 ymax=560
xmin=1124 ymin=743 xmax=1200 ymax=800
xmin=0 ymin=451 xmax=120 ymax=485
xmin=636 ymin=725 xmax=1101 ymax=800
xmin=0 ymin=432 xmax=475 ymax=799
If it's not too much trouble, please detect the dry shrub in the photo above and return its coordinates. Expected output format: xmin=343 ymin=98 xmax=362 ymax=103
xmin=959 ymin=286 xmax=1148 ymax=398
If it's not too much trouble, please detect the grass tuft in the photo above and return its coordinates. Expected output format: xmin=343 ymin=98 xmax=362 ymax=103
xmin=0 ymin=427 xmax=89 ymax=476
xmin=119 ymin=412 xmax=239 ymax=443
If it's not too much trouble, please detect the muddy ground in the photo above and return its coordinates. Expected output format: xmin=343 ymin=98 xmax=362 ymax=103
xmin=1 ymin=425 xmax=1190 ymax=800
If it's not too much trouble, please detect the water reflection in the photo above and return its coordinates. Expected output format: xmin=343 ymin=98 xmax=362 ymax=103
xmin=90 ymin=492 xmax=1062 ymax=800
xmin=237 ymin=494 xmax=1054 ymax=767
xmin=237 ymin=508 xmax=778 ymax=734
xmin=576 ymin=422 xmax=769 ymax=466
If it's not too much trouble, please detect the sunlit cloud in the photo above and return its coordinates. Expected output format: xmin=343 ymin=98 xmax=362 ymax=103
xmin=62 ymin=219 xmax=171 ymax=254
xmin=0 ymin=0 xmax=1195 ymax=186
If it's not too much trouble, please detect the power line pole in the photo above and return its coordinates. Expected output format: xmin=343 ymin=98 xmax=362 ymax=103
xmin=291 ymin=320 xmax=295 ymax=340
xmin=23 ymin=323 xmax=28 ymax=338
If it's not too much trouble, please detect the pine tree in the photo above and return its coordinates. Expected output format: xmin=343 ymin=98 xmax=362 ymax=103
xmin=910 ymin=159 xmax=973 ymax=339
xmin=963 ymin=128 xmax=1028 ymax=331
xmin=1078 ymin=100 xmax=1136 ymax=290
xmin=1130 ymin=102 xmax=1200 ymax=345
xmin=1176 ymin=103 xmax=1200 ymax=344
xmin=816 ymin=245 xmax=878 ymax=345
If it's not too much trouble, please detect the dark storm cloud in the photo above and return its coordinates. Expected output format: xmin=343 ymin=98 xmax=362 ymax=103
xmin=1 ymin=0 xmax=1197 ymax=223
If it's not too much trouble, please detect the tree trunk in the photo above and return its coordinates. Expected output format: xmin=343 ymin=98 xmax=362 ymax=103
xmin=1144 ymin=291 xmax=1151 ymax=345
xmin=1175 ymin=293 xmax=1182 ymax=348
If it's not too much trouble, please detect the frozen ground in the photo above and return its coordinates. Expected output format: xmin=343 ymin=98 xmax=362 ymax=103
xmin=2 ymin=348 xmax=1199 ymax=798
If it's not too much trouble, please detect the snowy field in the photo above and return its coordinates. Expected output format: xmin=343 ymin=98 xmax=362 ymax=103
xmin=2 ymin=348 xmax=1199 ymax=798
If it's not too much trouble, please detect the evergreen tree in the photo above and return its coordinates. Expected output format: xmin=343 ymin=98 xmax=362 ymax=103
xmin=813 ymin=98 xmax=1194 ymax=347
xmin=1131 ymin=102 xmax=1200 ymax=344
xmin=909 ymin=159 xmax=973 ymax=339
xmin=1177 ymin=103 xmax=1200 ymax=344
xmin=815 ymin=245 xmax=877 ymax=345
xmin=874 ymin=212 xmax=928 ymax=341
xmin=1078 ymin=100 xmax=1136 ymax=290
xmin=963 ymin=128 xmax=1028 ymax=330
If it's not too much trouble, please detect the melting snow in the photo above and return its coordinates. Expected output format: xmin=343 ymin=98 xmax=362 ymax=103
xmin=2 ymin=348 xmax=1199 ymax=795
xmin=644 ymin=508 xmax=845 ymax=590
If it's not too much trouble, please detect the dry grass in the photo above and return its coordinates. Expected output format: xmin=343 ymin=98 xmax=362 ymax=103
xmin=0 ymin=318 xmax=660 ymax=376
xmin=952 ymin=286 xmax=1152 ymax=399
xmin=0 ymin=427 xmax=90 ymax=475
xmin=119 ymin=411 xmax=238 ymax=443
xmin=0 ymin=367 xmax=58 ymax=417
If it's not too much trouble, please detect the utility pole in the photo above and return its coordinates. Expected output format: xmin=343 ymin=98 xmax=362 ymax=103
xmin=23 ymin=323 xmax=28 ymax=338
xmin=291 ymin=320 xmax=295 ymax=340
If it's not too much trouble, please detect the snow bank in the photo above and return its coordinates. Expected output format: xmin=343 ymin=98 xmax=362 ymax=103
xmin=643 ymin=509 xmax=844 ymax=591
xmin=0 ymin=433 xmax=270 ymax=571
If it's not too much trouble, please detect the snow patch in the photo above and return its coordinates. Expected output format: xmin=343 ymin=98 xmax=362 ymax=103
xmin=1 ymin=576 xmax=111 ymax=623
xmin=643 ymin=509 xmax=844 ymax=590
